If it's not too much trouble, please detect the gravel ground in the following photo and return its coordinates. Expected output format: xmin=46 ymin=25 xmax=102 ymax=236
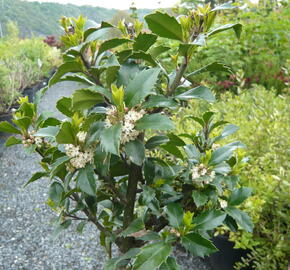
xmin=0 ymin=82 xmax=212 ymax=270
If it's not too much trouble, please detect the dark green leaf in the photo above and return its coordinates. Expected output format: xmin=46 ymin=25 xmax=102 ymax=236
xmin=229 ymin=187 xmax=252 ymax=206
xmin=59 ymin=74 xmax=94 ymax=86
xmin=175 ymin=86 xmax=215 ymax=102
xmin=56 ymin=97 xmax=73 ymax=117
xmin=136 ymin=114 xmax=174 ymax=131
xmin=72 ymin=89 xmax=104 ymax=111
xmin=184 ymin=145 xmax=200 ymax=161
xmin=98 ymin=38 xmax=132 ymax=56
xmin=142 ymin=95 xmax=178 ymax=109
xmin=24 ymin=172 xmax=48 ymax=187
xmin=161 ymin=144 xmax=183 ymax=159
xmin=194 ymin=210 xmax=226 ymax=230
xmin=181 ymin=233 xmax=217 ymax=257
xmin=49 ymin=61 xmax=83 ymax=87
xmin=160 ymin=256 xmax=180 ymax=270
xmin=55 ymin=122 xmax=76 ymax=144
xmin=134 ymin=241 xmax=172 ymax=270
xmin=100 ymin=123 xmax=122 ymax=155
xmin=49 ymin=181 xmax=64 ymax=205
xmin=76 ymin=221 xmax=87 ymax=234
xmin=5 ymin=136 xmax=22 ymax=147
xmin=125 ymin=139 xmax=145 ymax=166
xmin=145 ymin=136 xmax=169 ymax=149
xmin=0 ymin=121 xmax=21 ymax=134
xmin=13 ymin=117 xmax=31 ymax=131
xmin=165 ymin=202 xmax=183 ymax=228
xmin=35 ymin=126 xmax=60 ymax=138
xmin=187 ymin=62 xmax=232 ymax=79
xmin=133 ymin=33 xmax=157 ymax=52
xmin=125 ymin=68 xmax=160 ymax=108
xmin=52 ymin=220 xmax=72 ymax=240
xmin=145 ymin=12 xmax=183 ymax=41
xmin=105 ymin=248 xmax=140 ymax=270
xmin=149 ymin=45 xmax=170 ymax=58
xmin=192 ymin=191 xmax=208 ymax=208
xmin=207 ymin=23 xmax=242 ymax=39
xmin=121 ymin=218 xmax=145 ymax=237
xmin=76 ymin=164 xmax=96 ymax=197
xmin=130 ymin=52 xmax=157 ymax=66
xmin=225 ymin=206 xmax=253 ymax=232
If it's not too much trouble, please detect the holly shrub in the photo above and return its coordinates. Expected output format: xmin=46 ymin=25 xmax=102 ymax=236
xmin=0 ymin=4 xmax=253 ymax=269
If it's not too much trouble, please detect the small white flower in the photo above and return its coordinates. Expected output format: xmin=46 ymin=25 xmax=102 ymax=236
xmin=212 ymin=143 xmax=220 ymax=150
xmin=219 ymin=199 xmax=228 ymax=208
xmin=77 ymin=131 xmax=87 ymax=143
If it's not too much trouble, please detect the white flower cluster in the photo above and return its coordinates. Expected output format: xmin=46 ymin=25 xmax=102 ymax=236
xmin=65 ymin=132 xmax=94 ymax=171
xmin=22 ymin=130 xmax=44 ymax=148
xmin=191 ymin=164 xmax=216 ymax=185
xmin=105 ymin=106 xmax=145 ymax=144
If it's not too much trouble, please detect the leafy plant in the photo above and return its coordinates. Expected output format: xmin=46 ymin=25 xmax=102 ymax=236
xmin=173 ymin=85 xmax=289 ymax=270
xmin=0 ymin=5 xmax=253 ymax=269
xmin=0 ymin=21 xmax=61 ymax=113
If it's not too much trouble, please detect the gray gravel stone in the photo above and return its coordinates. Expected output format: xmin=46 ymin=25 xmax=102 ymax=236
xmin=0 ymin=82 xmax=212 ymax=270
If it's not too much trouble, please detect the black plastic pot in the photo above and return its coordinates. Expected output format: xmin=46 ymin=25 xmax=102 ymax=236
xmin=205 ymin=235 xmax=252 ymax=270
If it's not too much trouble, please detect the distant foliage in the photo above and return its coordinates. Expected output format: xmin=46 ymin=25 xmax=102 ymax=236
xmin=0 ymin=22 xmax=61 ymax=113
xmin=0 ymin=0 xmax=151 ymax=37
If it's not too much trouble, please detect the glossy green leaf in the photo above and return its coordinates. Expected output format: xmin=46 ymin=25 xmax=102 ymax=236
xmin=145 ymin=135 xmax=169 ymax=149
xmin=229 ymin=187 xmax=252 ymax=206
xmin=208 ymin=23 xmax=242 ymax=39
xmin=5 ymin=136 xmax=22 ymax=147
xmin=125 ymin=68 xmax=160 ymax=108
xmin=0 ymin=121 xmax=21 ymax=134
xmin=165 ymin=202 xmax=183 ymax=228
xmin=175 ymin=86 xmax=215 ymax=102
xmin=76 ymin=164 xmax=96 ymax=197
xmin=187 ymin=62 xmax=232 ymax=79
xmin=209 ymin=142 xmax=243 ymax=166
xmin=134 ymin=241 xmax=172 ymax=270
xmin=121 ymin=218 xmax=145 ymax=237
xmin=59 ymin=74 xmax=94 ymax=86
xmin=136 ymin=114 xmax=174 ymax=131
xmin=98 ymin=38 xmax=132 ymax=56
xmin=145 ymin=12 xmax=183 ymax=41
xmin=105 ymin=248 xmax=140 ymax=270
xmin=34 ymin=126 xmax=60 ymax=137
xmin=100 ymin=123 xmax=122 ymax=155
xmin=13 ymin=117 xmax=31 ymax=131
xmin=142 ymin=95 xmax=178 ymax=109
xmin=181 ymin=233 xmax=217 ymax=257
xmin=24 ymin=172 xmax=48 ymax=187
xmin=55 ymin=122 xmax=76 ymax=144
xmin=192 ymin=191 xmax=208 ymax=208
xmin=194 ymin=210 xmax=226 ymax=230
xmin=72 ymin=89 xmax=104 ymax=111
xmin=160 ymin=256 xmax=180 ymax=270
xmin=56 ymin=97 xmax=73 ymax=117
xmin=125 ymin=139 xmax=145 ymax=166
xmin=49 ymin=61 xmax=83 ymax=87
xmin=225 ymin=206 xmax=253 ymax=232
xmin=133 ymin=33 xmax=157 ymax=52
xmin=149 ymin=45 xmax=170 ymax=58
xmin=49 ymin=181 xmax=64 ymax=205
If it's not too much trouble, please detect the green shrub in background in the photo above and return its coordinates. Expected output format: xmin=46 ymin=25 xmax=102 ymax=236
xmin=173 ymin=85 xmax=290 ymax=269
xmin=0 ymin=21 xmax=61 ymax=113
xmin=171 ymin=5 xmax=290 ymax=93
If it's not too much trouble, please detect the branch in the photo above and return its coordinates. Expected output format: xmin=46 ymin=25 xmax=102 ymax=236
xmin=167 ymin=56 xmax=188 ymax=96
xmin=123 ymin=163 xmax=142 ymax=229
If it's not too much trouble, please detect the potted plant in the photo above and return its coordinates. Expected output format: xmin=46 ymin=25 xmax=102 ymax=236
xmin=0 ymin=4 xmax=253 ymax=269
